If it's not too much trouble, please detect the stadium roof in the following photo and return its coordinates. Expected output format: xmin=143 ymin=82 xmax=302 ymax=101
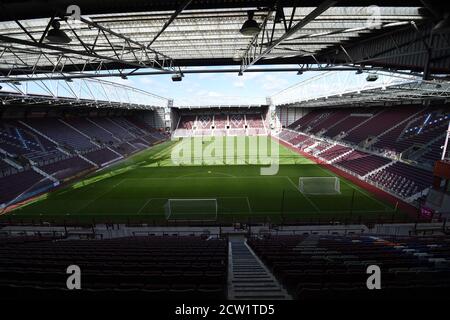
xmin=272 ymin=70 xmax=450 ymax=108
xmin=0 ymin=78 xmax=169 ymax=110
xmin=0 ymin=0 xmax=448 ymax=80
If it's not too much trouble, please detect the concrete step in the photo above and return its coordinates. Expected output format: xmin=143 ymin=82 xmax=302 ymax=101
xmin=227 ymin=237 xmax=291 ymax=300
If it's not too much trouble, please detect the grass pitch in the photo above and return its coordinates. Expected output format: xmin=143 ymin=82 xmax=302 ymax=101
xmin=2 ymin=136 xmax=408 ymax=224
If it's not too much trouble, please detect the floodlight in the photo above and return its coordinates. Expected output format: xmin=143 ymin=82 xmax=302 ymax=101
xmin=45 ymin=20 xmax=72 ymax=44
xmin=240 ymin=11 xmax=260 ymax=36
xmin=172 ymin=74 xmax=183 ymax=82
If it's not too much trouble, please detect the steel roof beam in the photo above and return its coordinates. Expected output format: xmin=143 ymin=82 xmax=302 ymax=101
xmin=240 ymin=0 xmax=337 ymax=73
xmin=147 ymin=0 xmax=193 ymax=48
xmin=0 ymin=66 xmax=403 ymax=83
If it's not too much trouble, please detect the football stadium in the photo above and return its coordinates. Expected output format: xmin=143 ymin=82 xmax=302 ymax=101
xmin=0 ymin=0 xmax=450 ymax=308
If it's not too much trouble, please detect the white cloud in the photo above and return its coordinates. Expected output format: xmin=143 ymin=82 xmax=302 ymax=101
xmin=138 ymin=77 xmax=156 ymax=85
xmin=258 ymin=74 xmax=290 ymax=93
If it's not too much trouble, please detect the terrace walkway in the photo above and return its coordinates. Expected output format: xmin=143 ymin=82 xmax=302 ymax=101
xmin=227 ymin=235 xmax=291 ymax=300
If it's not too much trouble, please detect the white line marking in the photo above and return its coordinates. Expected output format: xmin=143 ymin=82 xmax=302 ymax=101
xmin=137 ymin=198 xmax=154 ymax=215
xmin=74 ymin=179 xmax=125 ymax=213
xmin=246 ymin=197 xmax=252 ymax=214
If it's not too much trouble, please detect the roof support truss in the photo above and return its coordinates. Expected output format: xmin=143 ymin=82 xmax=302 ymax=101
xmin=239 ymin=0 xmax=337 ymax=73
xmin=0 ymin=16 xmax=178 ymax=78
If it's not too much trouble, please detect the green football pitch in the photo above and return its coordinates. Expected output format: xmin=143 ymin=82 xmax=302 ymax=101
xmin=2 ymin=136 xmax=409 ymax=224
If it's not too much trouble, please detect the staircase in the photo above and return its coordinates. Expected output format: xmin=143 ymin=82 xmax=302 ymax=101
xmin=329 ymin=148 xmax=354 ymax=164
xmin=32 ymin=165 xmax=59 ymax=183
xmin=304 ymin=142 xmax=319 ymax=153
xmin=316 ymin=142 xmax=337 ymax=155
xmin=228 ymin=236 xmax=291 ymax=300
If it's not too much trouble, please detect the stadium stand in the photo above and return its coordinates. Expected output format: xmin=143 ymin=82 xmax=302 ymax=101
xmin=2 ymin=0 xmax=450 ymax=306
xmin=23 ymin=118 xmax=98 ymax=152
xmin=335 ymin=151 xmax=391 ymax=177
xmin=0 ymin=236 xmax=227 ymax=300
xmin=367 ymin=162 xmax=434 ymax=198
xmin=0 ymin=169 xmax=51 ymax=205
xmin=248 ymin=234 xmax=450 ymax=300
xmin=0 ymin=116 xmax=166 ymax=208
xmin=277 ymin=104 xmax=449 ymax=202
xmin=173 ymin=109 xmax=268 ymax=137
xmin=0 ymin=232 xmax=448 ymax=300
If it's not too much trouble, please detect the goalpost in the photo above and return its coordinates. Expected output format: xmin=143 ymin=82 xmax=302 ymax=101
xmin=164 ymin=198 xmax=218 ymax=221
xmin=299 ymin=177 xmax=341 ymax=195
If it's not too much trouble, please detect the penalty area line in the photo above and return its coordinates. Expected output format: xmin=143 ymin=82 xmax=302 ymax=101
xmin=285 ymin=176 xmax=321 ymax=213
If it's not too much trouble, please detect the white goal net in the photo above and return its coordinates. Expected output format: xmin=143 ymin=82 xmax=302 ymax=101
xmin=299 ymin=177 xmax=340 ymax=195
xmin=164 ymin=198 xmax=218 ymax=221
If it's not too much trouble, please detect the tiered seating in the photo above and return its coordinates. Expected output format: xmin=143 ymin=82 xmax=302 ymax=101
xmin=229 ymin=115 xmax=244 ymax=128
xmin=335 ymin=151 xmax=391 ymax=176
xmin=323 ymin=114 xmax=372 ymax=139
xmin=0 ymin=236 xmax=227 ymax=299
xmin=246 ymin=114 xmax=263 ymax=128
xmin=420 ymin=135 xmax=447 ymax=165
xmin=113 ymin=142 xmax=137 ymax=156
xmin=319 ymin=145 xmax=352 ymax=161
xmin=249 ymin=234 xmax=450 ymax=300
xmin=278 ymin=105 xmax=449 ymax=201
xmin=287 ymin=110 xmax=323 ymax=130
xmin=228 ymin=114 xmax=244 ymax=135
xmin=113 ymin=117 xmax=146 ymax=137
xmin=214 ymin=115 xmax=227 ymax=128
xmin=0 ymin=169 xmax=49 ymax=205
xmin=24 ymin=119 xmax=96 ymax=151
xmin=367 ymin=162 xmax=433 ymax=198
xmin=7 ymin=121 xmax=63 ymax=164
xmin=344 ymin=107 xmax=418 ymax=144
xmin=64 ymin=118 xmax=117 ymax=145
xmin=213 ymin=115 xmax=227 ymax=136
xmin=311 ymin=141 xmax=333 ymax=154
xmin=0 ymin=116 xmax=166 ymax=207
xmin=289 ymin=134 xmax=310 ymax=146
xmin=179 ymin=115 xmax=196 ymax=130
xmin=84 ymin=148 xmax=121 ymax=166
xmin=246 ymin=114 xmax=266 ymax=135
xmin=374 ymin=110 xmax=449 ymax=154
xmin=0 ymin=160 xmax=16 ymax=177
xmin=278 ymin=130 xmax=297 ymax=142
xmin=126 ymin=117 xmax=165 ymax=138
xmin=0 ymin=121 xmax=55 ymax=157
xmin=106 ymin=117 xmax=166 ymax=143
xmin=90 ymin=118 xmax=134 ymax=141
xmin=308 ymin=110 xmax=349 ymax=134
xmin=39 ymin=156 xmax=93 ymax=180
xmin=197 ymin=115 xmax=212 ymax=129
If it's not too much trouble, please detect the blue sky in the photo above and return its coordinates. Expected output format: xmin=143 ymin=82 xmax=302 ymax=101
xmin=1 ymin=66 xmax=407 ymax=107
xmin=109 ymin=65 xmax=322 ymax=106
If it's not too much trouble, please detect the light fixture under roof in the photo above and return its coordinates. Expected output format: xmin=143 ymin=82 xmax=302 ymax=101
xmin=45 ymin=20 xmax=72 ymax=44
xmin=172 ymin=74 xmax=182 ymax=82
xmin=240 ymin=11 xmax=260 ymax=36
